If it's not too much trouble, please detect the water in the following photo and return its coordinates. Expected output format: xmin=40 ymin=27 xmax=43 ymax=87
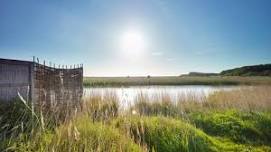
xmin=84 ymin=85 xmax=239 ymax=108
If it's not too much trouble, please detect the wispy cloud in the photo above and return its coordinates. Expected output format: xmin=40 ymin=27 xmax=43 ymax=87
xmin=151 ymin=51 xmax=164 ymax=56
xmin=166 ymin=57 xmax=175 ymax=61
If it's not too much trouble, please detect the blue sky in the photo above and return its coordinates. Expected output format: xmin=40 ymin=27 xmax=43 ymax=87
xmin=1 ymin=0 xmax=271 ymax=76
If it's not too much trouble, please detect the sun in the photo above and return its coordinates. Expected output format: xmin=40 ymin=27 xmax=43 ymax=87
xmin=120 ymin=30 xmax=146 ymax=58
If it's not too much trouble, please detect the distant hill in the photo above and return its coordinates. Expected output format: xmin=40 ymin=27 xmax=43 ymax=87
xmin=182 ymin=64 xmax=271 ymax=77
xmin=220 ymin=64 xmax=271 ymax=76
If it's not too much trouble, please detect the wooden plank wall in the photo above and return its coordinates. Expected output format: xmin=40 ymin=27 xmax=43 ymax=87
xmin=0 ymin=59 xmax=32 ymax=101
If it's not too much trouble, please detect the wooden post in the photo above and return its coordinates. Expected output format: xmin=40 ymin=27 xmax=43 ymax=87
xmin=30 ymin=56 xmax=35 ymax=104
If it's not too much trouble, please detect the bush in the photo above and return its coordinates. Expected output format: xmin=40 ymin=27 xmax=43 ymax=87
xmin=244 ymin=112 xmax=271 ymax=143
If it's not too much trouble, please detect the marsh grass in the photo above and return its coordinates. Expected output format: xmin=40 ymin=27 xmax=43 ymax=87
xmin=82 ymin=91 xmax=119 ymax=122
xmin=189 ymin=110 xmax=271 ymax=145
xmin=113 ymin=116 xmax=218 ymax=152
xmin=0 ymin=98 xmax=40 ymax=151
xmin=12 ymin=115 xmax=142 ymax=152
xmin=113 ymin=116 xmax=271 ymax=152
xmin=132 ymin=93 xmax=179 ymax=117
xmin=1 ymin=86 xmax=271 ymax=151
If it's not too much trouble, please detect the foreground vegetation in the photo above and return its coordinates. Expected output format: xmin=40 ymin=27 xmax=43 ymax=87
xmin=84 ymin=76 xmax=271 ymax=87
xmin=1 ymin=86 xmax=271 ymax=151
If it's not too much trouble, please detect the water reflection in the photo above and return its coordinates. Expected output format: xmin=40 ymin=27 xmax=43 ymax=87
xmin=84 ymin=85 xmax=239 ymax=108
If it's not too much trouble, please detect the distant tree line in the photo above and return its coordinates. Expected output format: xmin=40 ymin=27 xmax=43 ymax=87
xmin=221 ymin=64 xmax=271 ymax=76
xmin=185 ymin=72 xmax=219 ymax=76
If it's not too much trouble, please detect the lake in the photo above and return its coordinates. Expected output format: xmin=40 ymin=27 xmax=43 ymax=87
xmin=84 ymin=85 xmax=239 ymax=108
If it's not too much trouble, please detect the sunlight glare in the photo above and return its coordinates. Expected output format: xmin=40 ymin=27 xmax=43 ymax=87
xmin=120 ymin=30 xmax=147 ymax=58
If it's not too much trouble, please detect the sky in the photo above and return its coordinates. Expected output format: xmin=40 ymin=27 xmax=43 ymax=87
xmin=1 ymin=0 xmax=271 ymax=76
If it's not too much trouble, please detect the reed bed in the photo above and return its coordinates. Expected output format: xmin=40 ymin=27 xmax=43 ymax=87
xmin=0 ymin=86 xmax=271 ymax=151
xmin=207 ymin=86 xmax=271 ymax=111
xmin=84 ymin=76 xmax=271 ymax=87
